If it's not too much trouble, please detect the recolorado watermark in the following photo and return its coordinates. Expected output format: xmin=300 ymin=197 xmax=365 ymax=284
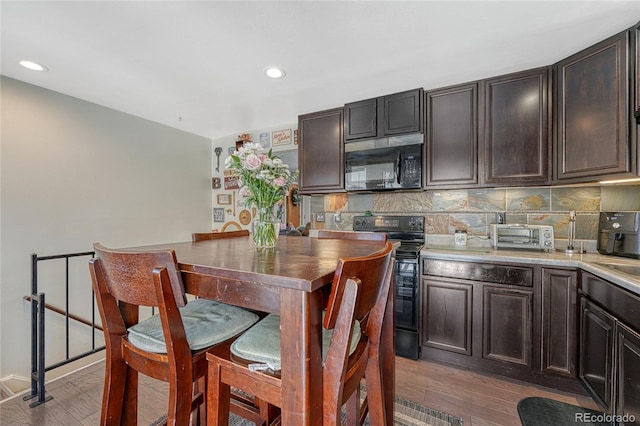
xmin=575 ymin=412 xmax=636 ymax=423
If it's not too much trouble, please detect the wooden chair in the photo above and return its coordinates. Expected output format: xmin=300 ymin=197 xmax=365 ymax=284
xmin=317 ymin=229 xmax=388 ymax=242
xmin=89 ymin=243 xmax=260 ymax=425
xmin=206 ymin=242 xmax=394 ymax=425
xmin=192 ymin=229 xmax=249 ymax=242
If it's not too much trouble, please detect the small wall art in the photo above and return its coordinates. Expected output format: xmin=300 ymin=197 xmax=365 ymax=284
xmin=223 ymin=170 xmax=240 ymax=190
xmin=272 ymin=129 xmax=292 ymax=146
xmin=213 ymin=208 xmax=225 ymax=223
xmin=259 ymin=132 xmax=270 ymax=149
xmin=217 ymin=194 xmax=232 ymax=205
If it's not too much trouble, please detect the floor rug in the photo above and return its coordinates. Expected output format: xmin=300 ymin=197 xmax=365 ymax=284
xmin=517 ymin=397 xmax=608 ymax=426
xmin=153 ymin=394 xmax=464 ymax=426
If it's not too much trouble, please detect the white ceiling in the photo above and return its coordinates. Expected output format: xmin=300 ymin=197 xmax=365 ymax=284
xmin=2 ymin=1 xmax=640 ymax=140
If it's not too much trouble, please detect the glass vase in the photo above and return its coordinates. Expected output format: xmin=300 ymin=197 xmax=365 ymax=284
xmin=251 ymin=207 xmax=280 ymax=249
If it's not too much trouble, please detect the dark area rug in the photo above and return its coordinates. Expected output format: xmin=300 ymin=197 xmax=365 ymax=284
xmin=517 ymin=397 xmax=609 ymax=426
xmin=153 ymin=394 xmax=464 ymax=425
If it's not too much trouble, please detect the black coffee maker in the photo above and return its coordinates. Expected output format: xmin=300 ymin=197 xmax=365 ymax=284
xmin=597 ymin=212 xmax=640 ymax=259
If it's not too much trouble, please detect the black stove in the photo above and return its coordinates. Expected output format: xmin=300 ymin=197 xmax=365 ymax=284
xmin=353 ymin=215 xmax=424 ymax=252
xmin=353 ymin=215 xmax=424 ymax=359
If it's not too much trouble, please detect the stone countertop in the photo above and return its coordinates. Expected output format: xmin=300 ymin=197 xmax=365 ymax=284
xmin=420 ymin=245 xmax=640 ymax=296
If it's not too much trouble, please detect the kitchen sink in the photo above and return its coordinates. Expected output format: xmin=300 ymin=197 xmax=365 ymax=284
xmin=593 ymin=262 xmax=640 ymax=278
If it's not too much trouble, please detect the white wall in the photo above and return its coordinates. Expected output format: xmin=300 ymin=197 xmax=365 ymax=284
xmin=0 ymin=76 xmax=212 ymax=382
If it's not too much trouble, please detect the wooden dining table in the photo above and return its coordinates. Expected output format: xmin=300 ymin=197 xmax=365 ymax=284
xmin=128 ymin=235 xmax=395 ymax=426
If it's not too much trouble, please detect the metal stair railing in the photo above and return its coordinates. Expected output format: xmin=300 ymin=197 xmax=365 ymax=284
xmin=22 ymin=250 xmax=104 ymax=407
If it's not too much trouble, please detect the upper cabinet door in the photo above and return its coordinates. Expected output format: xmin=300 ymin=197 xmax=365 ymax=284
xmin=635 ymin=24 xmax=640 ymax=175
xmin=555 ymin=30 xmax=631 ymax=182
xmin=425 ymin=82 xmax=479 ymax=187
xmin=383 ymin=89 xmax=423 ymax=136
xmin=345 ymin=89 xmax=423 ymax=141
xmin=344 ymin=98 xmax=377 ymax=140
xmin=298 ymin=107 xmax=345 ymax=194
xmin=483 ymin=67 xmax=551 ymax=186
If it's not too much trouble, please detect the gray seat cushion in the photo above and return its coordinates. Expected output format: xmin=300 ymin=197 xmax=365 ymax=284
xmin=230 ymin=313 xmax=361 ymax=365
xmin=127 ymin=298 xmax=259 ymax=353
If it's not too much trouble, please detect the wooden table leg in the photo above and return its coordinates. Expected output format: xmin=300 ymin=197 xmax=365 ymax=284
xmin=279 ymin=288 xmax=324 ymax=426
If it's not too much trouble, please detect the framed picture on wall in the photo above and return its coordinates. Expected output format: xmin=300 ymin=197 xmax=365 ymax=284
xmin=213 ymin=208 xmax=225 ymax=223
xmin=217 ymin=194 xmax=232 ymax=205
xmin=259 ymin=132 xmax=270 ymax=149
xmin=223 ymin=174 xmax=240 ymax=190
xmin=272 ymin=129 xmax=292 ymax=146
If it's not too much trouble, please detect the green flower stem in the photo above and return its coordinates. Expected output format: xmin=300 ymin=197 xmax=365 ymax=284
xmin=252 ymin=207 xmax=279 ymax=248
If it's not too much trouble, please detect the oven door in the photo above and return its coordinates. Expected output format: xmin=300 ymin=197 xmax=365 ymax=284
xmin=395 ymin=257 xmax=419 ymax=331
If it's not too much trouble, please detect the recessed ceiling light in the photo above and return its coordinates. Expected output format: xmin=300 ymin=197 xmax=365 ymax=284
xmin=264 ymin=66 xmax=286 ymax=79
xmin=19 ymin=60 xmax=48 ymax=72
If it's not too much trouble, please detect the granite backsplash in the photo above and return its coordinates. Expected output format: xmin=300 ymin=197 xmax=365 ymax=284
xmin=309 ymin=185 xmax=640 ymax=252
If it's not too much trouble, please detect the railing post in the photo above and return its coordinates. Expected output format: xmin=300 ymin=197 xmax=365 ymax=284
xmin=25 ymin=254 xmax=38 ymax=400
xmin=31 ymin=292 xmax=53 ymax=407
xmin=23 ymin=290 xmax=53 ymax=406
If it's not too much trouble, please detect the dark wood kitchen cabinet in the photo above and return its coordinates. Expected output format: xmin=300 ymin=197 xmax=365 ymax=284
xmin=635 ymin=23 xmax=640 ymax=175
xmin=580 ymin=297 xmax=615 ymax=411
xmin=580 ymin=271 xmax=640 ymax=421
xmin=422 ymin=260 xmax=536 ymax=375
xmin=555 ymin=30 xmax=632 ymax=182
xmin=482 ymin=285 xmax=534 ymax=367
xmin=425 ymin=82 xmax=480 ymax=187
xmin=298 ymin=107 xmax=345 ymax=194
xmin=344 ymin=88 xmax=423 ymax=141
xmin=422 ymin=278 xmax=472 ymax=355
xmin=422 ymin=258 xmax=585 ymax=392
xmin=615 ymin=322 xmax=640 ymax=424
xmin=541 ymin=268 xmax=578 ymax=377
xmin=344 ymin=98 xmax=377 ymax=140
xmin=483 ymin=67 xmax=551 ymax=186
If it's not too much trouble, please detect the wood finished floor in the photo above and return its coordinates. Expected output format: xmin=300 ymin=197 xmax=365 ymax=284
xmin=0 ymin=356 xmax=600 ymax=425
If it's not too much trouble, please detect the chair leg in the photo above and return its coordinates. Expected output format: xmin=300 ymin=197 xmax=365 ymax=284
xmin=101 ymin=357 xmax=132 ymax=426
xmin=207 ymin=362 xmax=231 ymax=426
xmin=364 ymin=359 xmax=386 ymax=426
xmin=191 ymin=377 xmax=207 ymax=426
xmin=345 ymin=387 xmax=360 ymax=425
xmin=192 ymin=376 xmax=206 ymax=426
xmin=167 ymin=372 xmax=196 ymax=425
xmin=257 ymin=397 xmax=279 ymax=425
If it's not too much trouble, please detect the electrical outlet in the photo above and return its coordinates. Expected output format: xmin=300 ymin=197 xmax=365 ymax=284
xmin=316 ymin=212 xmax=325 ymax=222
xmin=334 ymin=212 xmax=342 ymax=223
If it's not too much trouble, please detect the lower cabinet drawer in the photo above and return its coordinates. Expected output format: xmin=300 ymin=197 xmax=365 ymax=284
xmin=423 ymin=259 xmax=533 ymax=287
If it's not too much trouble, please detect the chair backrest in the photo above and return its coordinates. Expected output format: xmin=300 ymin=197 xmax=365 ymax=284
xmin=91 ymin=243 xmax=186 ymax=308
xmin=323 ymin=242 xmax=393 ymax=331
xmin=192 ymin=229 xmax=250 ymax=242
xmin=316 ymin=230 xmax=387 ymax=242
xmin=321 ymin=242 xmax=394 ymax=423
xmin=89 ymin=243 xmax=193 ymax=375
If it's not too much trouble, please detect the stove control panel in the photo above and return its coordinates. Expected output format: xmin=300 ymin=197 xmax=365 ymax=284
xmin=353 ymin=215 xmax=424 ymax=233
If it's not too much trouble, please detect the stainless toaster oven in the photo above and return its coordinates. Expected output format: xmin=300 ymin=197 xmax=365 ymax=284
xmin=491 ymin=224 xmax=555 ymax=252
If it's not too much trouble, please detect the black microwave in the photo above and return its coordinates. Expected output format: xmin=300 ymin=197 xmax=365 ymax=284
xmin=345 ymin=134 xmax=423 ymax=191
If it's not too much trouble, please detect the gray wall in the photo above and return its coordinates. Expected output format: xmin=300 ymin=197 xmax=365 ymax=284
xmin=0 ymin=77 xmax=212 ymax=381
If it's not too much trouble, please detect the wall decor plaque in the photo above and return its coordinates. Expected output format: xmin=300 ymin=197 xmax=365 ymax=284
xmin=271 ymin=129 xmax=292 ymax=146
